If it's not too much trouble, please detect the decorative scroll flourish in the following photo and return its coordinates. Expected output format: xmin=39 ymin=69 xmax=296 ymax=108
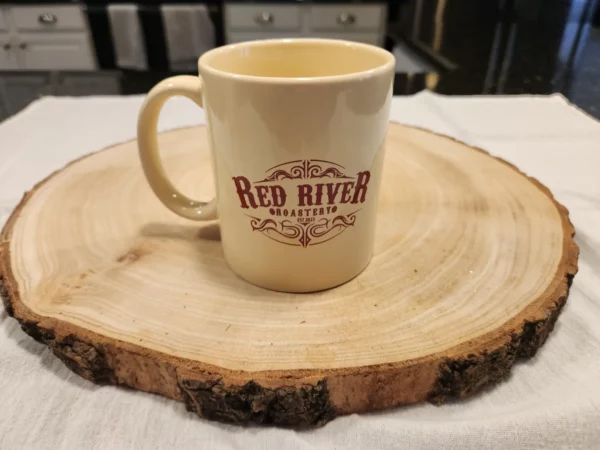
xmin=248 ymin=211 xmax=359 ymax=248
xmin=257 ymin=160 xmax=353 ymax=183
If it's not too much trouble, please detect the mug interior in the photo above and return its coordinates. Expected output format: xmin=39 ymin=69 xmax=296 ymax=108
xmin=199 ymin=39 xmax=394 ymax=79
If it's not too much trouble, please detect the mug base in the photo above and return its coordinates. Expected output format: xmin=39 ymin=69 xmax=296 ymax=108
xmin=228 ymin=255 xmax=373 ymax=293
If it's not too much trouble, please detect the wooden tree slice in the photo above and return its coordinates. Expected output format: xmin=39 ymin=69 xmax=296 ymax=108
xmin=1 ymin=124 xmax=578 ymax=427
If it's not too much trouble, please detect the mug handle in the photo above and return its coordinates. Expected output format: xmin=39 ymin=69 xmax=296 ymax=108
xmin=137 ymin=75 xmax=217 ymax=221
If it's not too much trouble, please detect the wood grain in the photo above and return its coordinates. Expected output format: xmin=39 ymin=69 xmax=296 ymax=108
xmin=1 ymin=124 xmax=578 ymax=427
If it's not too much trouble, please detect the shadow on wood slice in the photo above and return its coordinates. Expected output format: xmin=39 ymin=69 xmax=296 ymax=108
xmin=0 ymin=124 xmax=578 ymax=427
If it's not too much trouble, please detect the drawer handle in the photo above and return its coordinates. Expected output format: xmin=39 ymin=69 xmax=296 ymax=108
xmin=2 ymin=43 xmax=11 ymax=50
xmin=38 ymin=13 xmax=58 ymax=25
xmin=337 ymin=12 xmax=356 ymax=26
xmin=19 ymin=42 xmax=27 ymax=50
xmin=254 ymin=12 xmax=274 ymax=25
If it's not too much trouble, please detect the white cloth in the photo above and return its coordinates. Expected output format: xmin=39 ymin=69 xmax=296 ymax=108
xmin=161 ymin=4 xmax=215 ymax=71
xmin=108 ymin=5 xmax=148 ymax=71
xmin=1 ymin=92 xmax=600 ymax=449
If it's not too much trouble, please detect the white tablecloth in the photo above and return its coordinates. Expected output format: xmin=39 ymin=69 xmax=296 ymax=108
xmin=1 ymin=92 xmax=599 ymax=449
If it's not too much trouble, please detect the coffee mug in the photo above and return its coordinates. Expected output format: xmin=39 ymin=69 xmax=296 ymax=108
xmin=137 ymin=38 xmax=395 ymax=292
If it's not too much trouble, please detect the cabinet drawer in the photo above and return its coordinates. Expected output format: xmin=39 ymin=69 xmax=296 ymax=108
xmin=228 ymin=31 xmax=381 ymax=48
xmin=309 ymin=5 xmax=384 ymax=31
xmin=226 ymin=5 xmax=300 ymax=31
xmin=12 ymin=6 xmax=87 ymax=32
xmin=0 ymin=9 xmax=7 ymax=32
xmin=18 ymin=33 xmax=96 ymax=70
xmin=0 ymin=37 xmax=18 ymax=70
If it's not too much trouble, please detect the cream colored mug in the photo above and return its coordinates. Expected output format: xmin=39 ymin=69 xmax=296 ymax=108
xmin=137 ymin=38 xmax=395 ymax=292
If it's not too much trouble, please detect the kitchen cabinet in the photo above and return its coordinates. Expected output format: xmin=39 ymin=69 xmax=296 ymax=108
xmin=224 ymin=2 xmax=387 ymax=46
xmin=308 ymin=5 xmax=385 ymax=32
xmin=0 ymin=5 xmax=96 ymax=71
xmin=311 ymin=32 xmax=381 ymax=46
xmin=0 ymin=39 xmax=18 ymax=70
xmin=0 ymin=9 xmax=7 ymax=32
xmin=226 ymin=4 xmax=301 ymax=31
xmin=18 ymin=33 xmax=96 ymax=70
xmin=11 ymin=5 xmax=88 ymax=32
xmin=227 ymin=31 xmax=299 ymax=44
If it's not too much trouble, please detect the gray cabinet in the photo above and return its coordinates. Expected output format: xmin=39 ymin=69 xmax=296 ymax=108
xmin=0 ymin=8 xmax=7 ymax=32
xmin=18 ymin=33 xmax=96 ymax=70
xmin=0 ymin=38 xmax=18 ymax=70
xmin=0 ymin=4 xmax=115 ymax=122
xmin=308 ymin=5 xmax=385 ymax=32
xmin=225 ymin=2 xmax=387 ymax=46
xmin=11 ymin=5 xmax=88 ymax=32
xmin=226 ymin=4 xmax=301 ymax=31
xmin=0 ymin=5 xmax=96 ymax=71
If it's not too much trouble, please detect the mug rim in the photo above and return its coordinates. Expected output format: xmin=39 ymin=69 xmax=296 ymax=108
xmin=198 ymin=38 xmax=396 ymax=84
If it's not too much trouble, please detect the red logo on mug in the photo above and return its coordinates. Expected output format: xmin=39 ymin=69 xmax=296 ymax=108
xmin=232 ymin=160 xmax=371 ymax=247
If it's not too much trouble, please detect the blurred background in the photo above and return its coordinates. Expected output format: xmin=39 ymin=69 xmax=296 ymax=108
xmin=0 ymin=0 xmax=599 ymax=122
